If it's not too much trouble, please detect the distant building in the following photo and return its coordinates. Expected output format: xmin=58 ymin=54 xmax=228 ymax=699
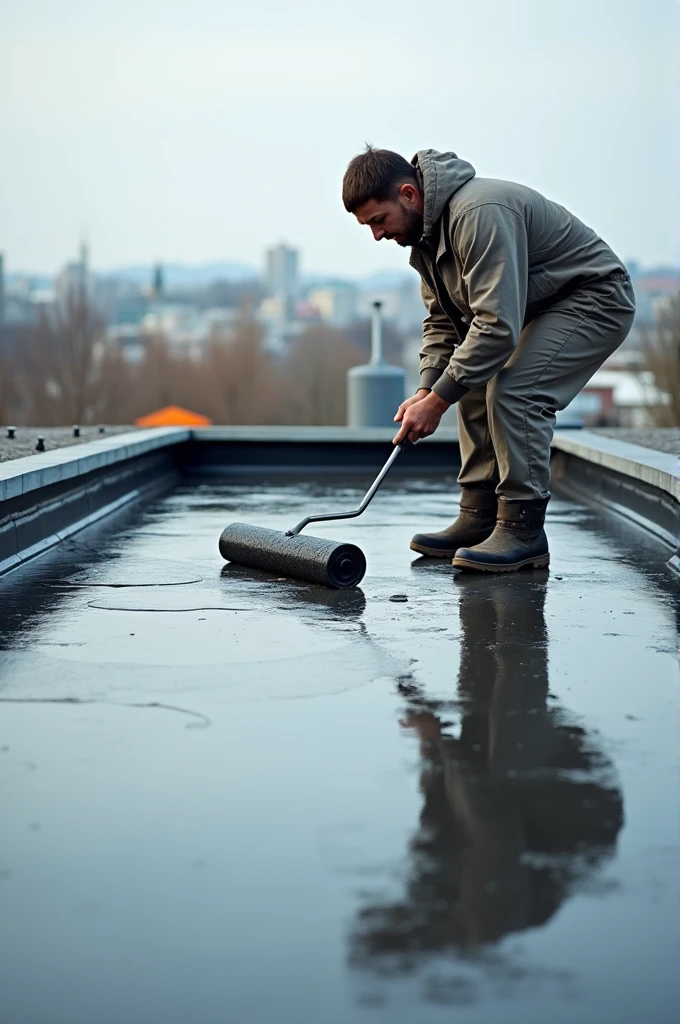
xmin=1 ymin=294 xmax=35 ymax=326
xmin=628 ymin=266 xmax=680 ymax=327
xmin=308 ymin=283 xmax=358 ymax=327
xmin=293 ymin=301 xmax=323 ymax=323
xmin=105 ymin=323 xmax=146 ymax=364
xmin=562 ymin=368 xmax=670 ymax=428
xmin=395 ymin=277 xmax=428 ymax=330
xmin=265 ymin=243 xmax=299 ymax=322
xmin=257 ymin=300 xmax=304 ymax=353
xmin=55 ymin=240 xmax=90 ymax=307
xmin=0 ymin=261 xmax=51 ymax=327
xmin=152 ymin=262 xmax=164 ymax=300
xmin=93 ymin=276 xmax=148 ymax=322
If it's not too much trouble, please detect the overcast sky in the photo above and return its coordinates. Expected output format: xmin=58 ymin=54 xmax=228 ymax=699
xmin=1 ymin=0 xmax=677 ymax=277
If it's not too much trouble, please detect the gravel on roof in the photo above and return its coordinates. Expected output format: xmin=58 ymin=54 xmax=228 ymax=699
xmin=591 ymin=427 xmax=678 ymax=456
xmin=0 ymin=426 xmax=138 ymax=463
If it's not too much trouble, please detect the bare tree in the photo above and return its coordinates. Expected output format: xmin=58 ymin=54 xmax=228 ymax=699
xmin=0 ymin=346 xmax=17 ymax=424
xmin=281 ymin=325 xmax=366 ymax=425
xmin=18 ymin=290 xmax=132 ymax=425
xmin=201 ymin=306 xmax=280 ymax=423
xmin=92 ymin=343 xmax=136 ymax=424
xmin=122 ymin=306 xmax=282 ymax=425
xmin=640 ymin=295 xmax=680 ymax=427
xmin=11 ymin=292 xmax=404 ymax=428
xmin=129 ymin=333 xmax=182 ymax=417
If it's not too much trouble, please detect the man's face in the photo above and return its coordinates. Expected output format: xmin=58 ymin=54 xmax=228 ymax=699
xmin=354 ymin=185 xmax=424 ymax=247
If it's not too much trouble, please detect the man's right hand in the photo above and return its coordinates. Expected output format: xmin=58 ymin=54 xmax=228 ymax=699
xmin=394 ymin=388 xmax=431 ymax=423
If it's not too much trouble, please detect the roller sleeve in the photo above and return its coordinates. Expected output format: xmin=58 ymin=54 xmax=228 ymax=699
xmin=219 ymin=523 xmax=366 ymax=589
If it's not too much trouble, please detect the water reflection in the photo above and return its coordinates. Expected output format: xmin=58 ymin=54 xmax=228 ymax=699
xmin=220 ymin=562 xmax=367 ymax=617
xmin=350 ymin=577 xmax=623 ymax=979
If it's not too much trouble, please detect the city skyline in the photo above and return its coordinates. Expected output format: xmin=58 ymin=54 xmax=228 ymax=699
xmin=3 ymin=246 xmax=678 ymax=286
xmin=1 ymin=0 xmax=678 ymax=275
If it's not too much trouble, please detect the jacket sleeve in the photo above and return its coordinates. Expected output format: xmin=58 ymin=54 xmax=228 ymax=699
xmin=418 ymin=278 xmax=459 ymax=390
xmin=430 ymin=203 xmax=528 ymax=402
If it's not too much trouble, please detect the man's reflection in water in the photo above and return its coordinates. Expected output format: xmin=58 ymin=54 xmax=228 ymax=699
xmin=350 ymin=577 xmax=623 ymax=972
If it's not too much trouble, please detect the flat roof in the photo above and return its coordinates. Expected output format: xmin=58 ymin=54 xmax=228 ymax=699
xmin=0 ymin=471 xmax=676 ymax=1023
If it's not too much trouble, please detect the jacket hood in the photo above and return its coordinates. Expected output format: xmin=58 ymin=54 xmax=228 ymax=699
xmin=412 ymin=149 xmax=476 ymax=237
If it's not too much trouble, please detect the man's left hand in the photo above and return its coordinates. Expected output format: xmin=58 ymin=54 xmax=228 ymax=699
xmin=393 ymin=391 xmax=450 ymax=444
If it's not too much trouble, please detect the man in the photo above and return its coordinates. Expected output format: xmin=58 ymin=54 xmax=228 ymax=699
xmin=342 ymin=148 xmax=635 ymax=572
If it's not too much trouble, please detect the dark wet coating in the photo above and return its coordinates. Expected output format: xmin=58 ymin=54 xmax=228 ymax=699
xmin=219 ymin=521 xmax=367 ymax=587
xmin=0 ymin=475 xmax=677 ymax=1024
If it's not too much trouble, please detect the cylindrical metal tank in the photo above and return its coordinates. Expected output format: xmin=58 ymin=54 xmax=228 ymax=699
xmin=347 ymin=301 xmax=406 ymax=427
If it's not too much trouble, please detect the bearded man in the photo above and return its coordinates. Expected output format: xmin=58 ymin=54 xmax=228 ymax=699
xmin=342 ymin=147 xmax=635 ymax=572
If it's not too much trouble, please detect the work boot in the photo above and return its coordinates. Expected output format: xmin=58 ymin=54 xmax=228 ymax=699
xmin=452 ymin=499 xmax=550 ymax=573
xmin=410 ymin=488 xmax=498 ymax=558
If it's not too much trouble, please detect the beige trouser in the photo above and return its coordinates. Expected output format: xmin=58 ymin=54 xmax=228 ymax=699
xmin=457 ymin=273 xmax=636 ymax=501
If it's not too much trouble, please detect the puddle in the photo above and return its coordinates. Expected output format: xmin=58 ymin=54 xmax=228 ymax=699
xmin=88 ymin=595 xmax=244 ymax=612
xmin=0 ymin=641 xmax=401 ymax=703
xmin=52 ymin=559 xmax=203 ymax=588
xmin=25 ymin=606 xmax=356 ymax=666
xmin=0 ymin=696 xmax=211 ymax=728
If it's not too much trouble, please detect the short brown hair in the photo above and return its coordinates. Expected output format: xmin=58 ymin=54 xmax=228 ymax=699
xmin=342 ymin=146 xmax=418 ymax=213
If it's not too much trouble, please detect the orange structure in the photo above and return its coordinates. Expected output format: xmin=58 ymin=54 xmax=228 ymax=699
xmin=135 ymin=405 xmax=212 ymax=427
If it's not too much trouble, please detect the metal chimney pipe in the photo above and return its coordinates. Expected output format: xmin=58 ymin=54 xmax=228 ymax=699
xmin=346 ymin=298 xmax=405 ymax=426
xmin=370 ymin=301 xmax=383 ymax=365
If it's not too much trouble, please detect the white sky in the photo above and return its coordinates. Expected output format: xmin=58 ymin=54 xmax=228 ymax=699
xmin=1 ymin=0 xmax=678 ymax=277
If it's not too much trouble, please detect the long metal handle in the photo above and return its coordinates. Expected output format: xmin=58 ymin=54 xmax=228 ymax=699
xmin=285 ymin=443 xmax=407 ymax=537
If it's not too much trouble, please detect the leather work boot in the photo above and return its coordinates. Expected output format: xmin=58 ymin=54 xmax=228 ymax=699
xmin=410 ymin=488 xmax=498 ymax=558
xmin=452 ymin=499 xmax=550 ymax=572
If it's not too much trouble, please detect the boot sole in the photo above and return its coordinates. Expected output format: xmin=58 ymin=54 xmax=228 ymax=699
xmin=452 ymin=554 xmax=550 ymax=573
xmin=410 ymin=542 xmax=458 ymax=559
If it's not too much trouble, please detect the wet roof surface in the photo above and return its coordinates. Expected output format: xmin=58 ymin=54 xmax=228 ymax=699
xmin=0 ymin=474 xmax=677 ymax=1024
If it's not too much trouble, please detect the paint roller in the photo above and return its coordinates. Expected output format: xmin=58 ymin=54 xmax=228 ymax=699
xmin=219 ymin=442 xmax=409 ymax=588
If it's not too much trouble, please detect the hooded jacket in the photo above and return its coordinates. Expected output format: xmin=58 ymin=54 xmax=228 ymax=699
xmin=409 ymin=150 xmax=629 ymax=403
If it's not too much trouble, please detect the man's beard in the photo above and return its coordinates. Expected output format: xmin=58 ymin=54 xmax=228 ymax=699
xmin=397 ymin=206 xmax=424 ymax=247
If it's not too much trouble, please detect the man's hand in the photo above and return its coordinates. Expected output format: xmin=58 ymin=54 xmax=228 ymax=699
xmin=394 ymin=388 xmax=431 ymax=425
xmin=393 ymin=390 xmax=450 ymax=444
